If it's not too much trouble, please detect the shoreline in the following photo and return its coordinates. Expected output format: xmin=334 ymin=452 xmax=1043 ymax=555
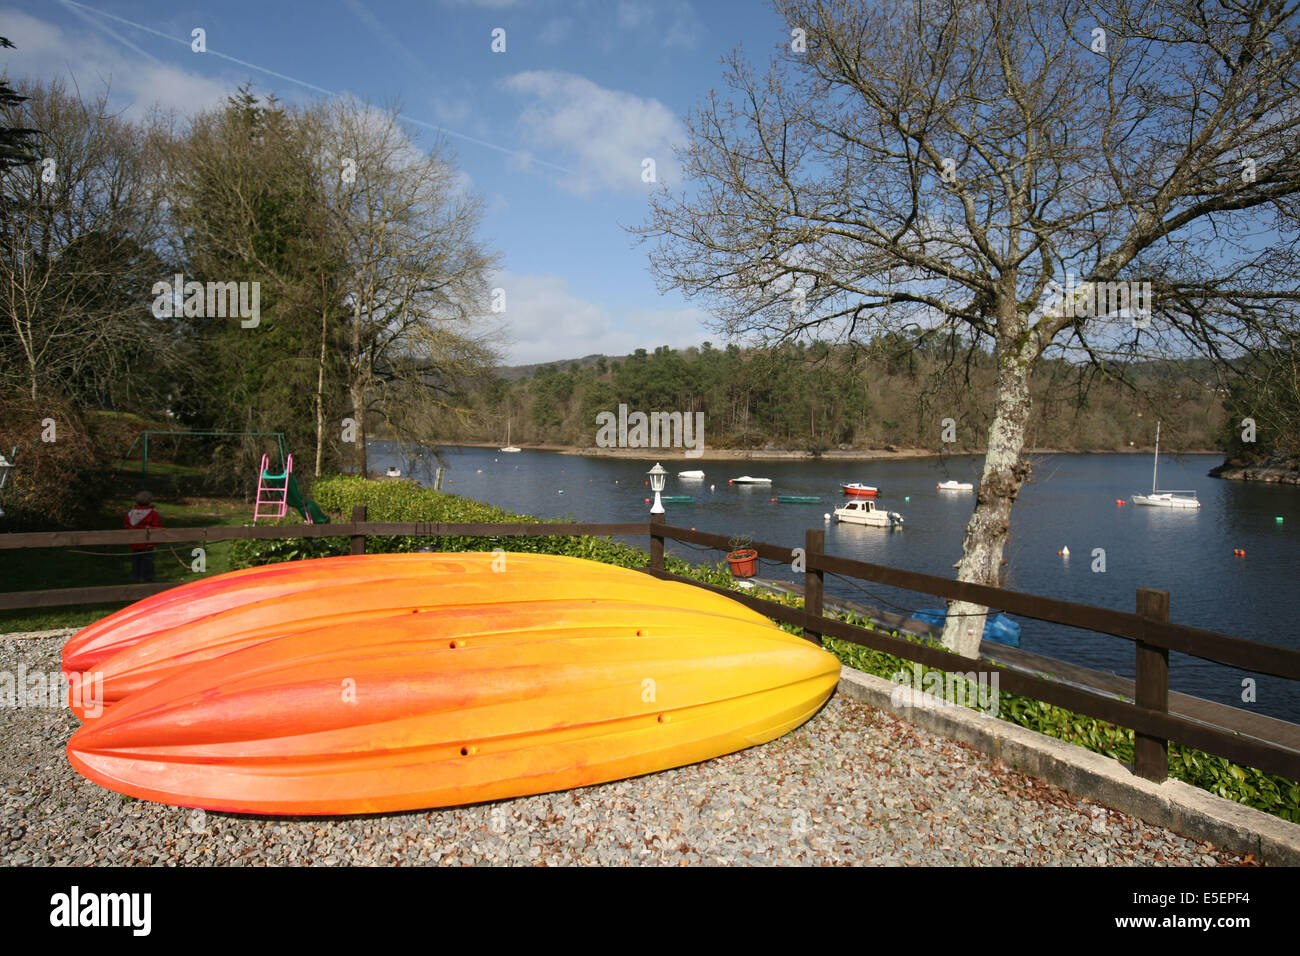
xmin=413 ymin=442 xmax=1226 ymax=462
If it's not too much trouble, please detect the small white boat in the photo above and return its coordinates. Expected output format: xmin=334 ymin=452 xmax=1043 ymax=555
xmin=678 ymin=470 xmax=705 ymax=479
xmin=1133 ymin=491 xmax=1200 ymax=509
xmin=833 ymin=498 xmax=904 ymax=528
xmin=729 ymin=476 xmax=772 ymax=485
xmin=385 ymin=466 xmax=402 ymax=478
xmin=936 ymin=480 xmax=974 ymax=491
xmin=840 ymin=482 xmax=879 ymax=497
xmin=499 ymin=419 xmax=521 ymax=453
xmin=1132 ymin=422 xmax=1200 ymax=509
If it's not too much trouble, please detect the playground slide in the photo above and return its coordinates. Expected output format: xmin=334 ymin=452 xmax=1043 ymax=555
xmin=285 ymin=474 xmax=330 ymax=524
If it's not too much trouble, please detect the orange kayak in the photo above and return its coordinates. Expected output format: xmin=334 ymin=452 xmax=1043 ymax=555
xmin=66 ymin=553 xmax=840 ymax=814
xmin=64 ymin=553 xmax=772 ymax=718
xmin=64 ymin=553 xmax=648 ymax=675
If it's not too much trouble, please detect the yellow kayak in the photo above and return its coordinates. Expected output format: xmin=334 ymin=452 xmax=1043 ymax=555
xmin=65 ymin=553 xmax=841 ymax=814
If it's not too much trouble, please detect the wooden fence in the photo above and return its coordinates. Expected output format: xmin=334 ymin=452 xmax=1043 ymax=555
xmin=3 ymin=507 xmax=1298 ymax=785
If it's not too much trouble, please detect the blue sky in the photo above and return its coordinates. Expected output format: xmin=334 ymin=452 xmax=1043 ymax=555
xmin=3 ymin=0 xmax=792 ymax=364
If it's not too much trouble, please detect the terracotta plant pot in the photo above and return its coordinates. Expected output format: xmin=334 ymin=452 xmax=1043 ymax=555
xmin=726 ymin=548 xmax=758 ymax=578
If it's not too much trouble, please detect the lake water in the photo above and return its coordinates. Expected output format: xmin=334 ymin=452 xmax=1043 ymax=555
xmin=370 ymin=441 xmax=1300 ymax=724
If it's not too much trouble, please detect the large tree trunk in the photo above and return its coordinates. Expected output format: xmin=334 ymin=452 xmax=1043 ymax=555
xmin=941 ymin=343 xmax=1036 ymax=658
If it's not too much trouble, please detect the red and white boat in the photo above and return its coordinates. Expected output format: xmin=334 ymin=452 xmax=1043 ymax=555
xmin=841 ymin=482 xmax=879 ymax=497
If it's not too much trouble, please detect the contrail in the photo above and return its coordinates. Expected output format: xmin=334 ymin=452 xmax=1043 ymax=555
xmin=58 ymin=0 xmax=574 ymax=174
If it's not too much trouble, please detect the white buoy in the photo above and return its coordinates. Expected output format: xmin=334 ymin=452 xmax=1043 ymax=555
xmin=710 ymin=484 xmax=715 ymax=492
xmin=823 ymin=513 xmax=831 ymax=521
xmin=1060 ymin=545 xmax=1070 ymax=557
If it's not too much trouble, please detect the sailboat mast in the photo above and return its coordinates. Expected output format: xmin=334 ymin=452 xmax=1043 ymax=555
xmin=1152 ymin=421 xmax=1161 ymax=493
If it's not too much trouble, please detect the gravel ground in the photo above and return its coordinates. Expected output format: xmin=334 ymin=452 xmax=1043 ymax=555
xmin=1 ymin=630 xmax=1257 ymax=866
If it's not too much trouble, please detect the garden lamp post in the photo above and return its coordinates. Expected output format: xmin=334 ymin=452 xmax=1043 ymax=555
xmin=648 ymin=462 xmax=666 ymax=515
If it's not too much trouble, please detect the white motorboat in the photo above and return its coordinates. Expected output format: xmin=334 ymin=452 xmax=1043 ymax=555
xmin=1131 ymin=421 xmax=1200 ymax=509
xmin=678 ymin=470 xmax=705 ymax=479
xmin=384 ymin=466 xmax=401 ymax=478
xmin=729 ymin=476 xmax=772 ymax=485
xmin=833 ymin=498 xmax=904 ymax=528
xmin=936 ymin=480 xmax=974 ymax=491
xmin=840 ymin=482 xmax=879 ymax=497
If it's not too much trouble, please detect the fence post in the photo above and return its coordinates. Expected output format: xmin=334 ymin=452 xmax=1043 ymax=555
xmin=649 ymin=513 xmax=665 ymax=572
xmin=804 ymin=528 xmax=825 ymax=645
xmin=1134 ymin=587 xmax=1170 ymax=782
xmin=351 ymin=504 xmax=367 ymax=556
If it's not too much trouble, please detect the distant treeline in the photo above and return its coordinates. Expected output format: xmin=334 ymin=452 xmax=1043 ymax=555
xmin=421 ymin=337 xmax=1238 ymax=453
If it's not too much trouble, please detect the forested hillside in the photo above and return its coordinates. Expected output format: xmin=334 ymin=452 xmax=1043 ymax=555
xmin=411 ymin=337 xmax=1237 ymax=454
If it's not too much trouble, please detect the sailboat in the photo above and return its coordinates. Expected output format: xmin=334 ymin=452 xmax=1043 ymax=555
xmin=1131 ymin=421 xmax=1200 ymax=509
xmin=499 ymin=417 xmax=521 ymax=453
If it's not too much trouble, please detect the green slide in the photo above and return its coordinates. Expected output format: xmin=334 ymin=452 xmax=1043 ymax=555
xmin=285 ymin=474 xmax=330 ymax=524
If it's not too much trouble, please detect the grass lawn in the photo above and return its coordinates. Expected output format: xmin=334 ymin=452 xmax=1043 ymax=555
xmin=0 ymin=493 xmax=256 ymax=633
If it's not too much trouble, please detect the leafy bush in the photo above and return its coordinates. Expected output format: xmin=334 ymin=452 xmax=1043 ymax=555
xmin=0 ymin=397 xmax=114 ymax=530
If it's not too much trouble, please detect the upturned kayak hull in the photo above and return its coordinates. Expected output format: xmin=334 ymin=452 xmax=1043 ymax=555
xmin=63 ymin=553 xmax=672 ymax=676
xmin=65 ymin=554 xmax=840 ymax=814
xmin=64 ymin=553 xmax=774 ymax=718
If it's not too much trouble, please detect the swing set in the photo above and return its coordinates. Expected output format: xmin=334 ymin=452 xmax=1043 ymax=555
xmin=114 ymin=429 xmax=328 ymax=524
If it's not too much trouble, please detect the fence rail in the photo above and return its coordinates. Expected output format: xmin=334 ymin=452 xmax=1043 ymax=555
xmin=3 ymin=510 xmax=1297 ymax=783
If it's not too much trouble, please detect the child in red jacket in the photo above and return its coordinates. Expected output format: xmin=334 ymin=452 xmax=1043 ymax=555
xmin=125 ymin=491 xmax=163 ymax=582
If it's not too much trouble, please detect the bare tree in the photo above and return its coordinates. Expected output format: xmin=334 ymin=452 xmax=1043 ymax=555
xmin=635 ymin=0 xmax=1300 ymax=656
xmin=0 ymin=80 xmax=182 ymax=407
xmin=308 ymin=99 xmax=501 ymax=474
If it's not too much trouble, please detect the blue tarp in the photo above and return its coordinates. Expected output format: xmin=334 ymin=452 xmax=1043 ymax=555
xmin=910 ymin=609 xmax=1021 ymax=647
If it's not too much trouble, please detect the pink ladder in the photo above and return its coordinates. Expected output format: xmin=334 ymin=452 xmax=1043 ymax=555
xmin=254 ymin=453 xmax=293 ymax=522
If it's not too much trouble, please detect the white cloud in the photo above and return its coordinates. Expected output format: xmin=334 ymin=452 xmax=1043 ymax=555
xmin=2 ymin=8 xmax=230 ymax=118
xmin=492 ymin=271 xmax=709 ymax=364
xmin=502 ymin=71 xmax=684 ymax=195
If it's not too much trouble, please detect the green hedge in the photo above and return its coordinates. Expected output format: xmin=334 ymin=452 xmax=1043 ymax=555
xmin=231 ymin=474 xmax=1299 ymax=825
xmin=231 ymin=474 xmax=736 ymax=588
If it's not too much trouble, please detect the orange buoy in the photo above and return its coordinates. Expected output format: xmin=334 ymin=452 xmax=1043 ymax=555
xmin=1116 ymin=499 xmax=1124 ymax=506
xmin=1234 ymin=549 xmax=1246 ymax=557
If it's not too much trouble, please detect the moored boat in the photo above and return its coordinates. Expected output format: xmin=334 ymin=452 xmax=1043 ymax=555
xmin=678 ymin=470 xmax=705 ymax=479
xmin=730 ymin=476 xmax=772 ymax=485
xmin=833 ymin=498 xmax=903 ymax=528
xmin=1132 ymin=421 xmax=1201 ymax=509
xmin=841 ymin=483 xmax=879 ymax=497
xmin=499 ymin=418 xmax=521 ymax=453
xmin=936 ymin=480 xmax=974 ymax=491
